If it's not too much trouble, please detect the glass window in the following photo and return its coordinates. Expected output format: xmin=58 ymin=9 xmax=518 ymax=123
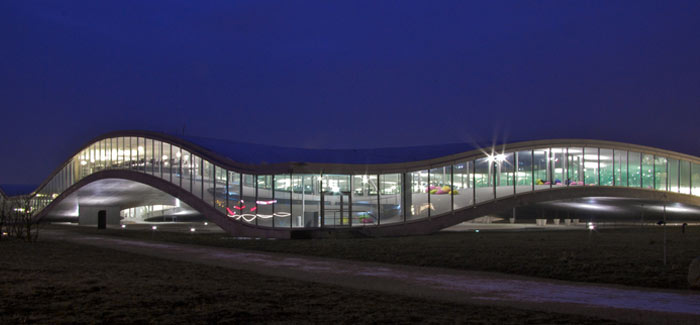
xmin=599 ymin=148 xmax=614 ymax=186
xmin=642 ymin=154 xmax=654 ymax=189
xmin=162 ymin=143 xmax=172 ymax=182
xmin=257 ymin=175 xmax=274 ymax=227
xmin=132 ymin=137 xmax=139 ymax=171
xmin=291 ymin=174 xmax=320 ymax=228
xmin=213 ymin=165 xmax=227 ymax=213
xmin=203 ymin=160 xmax=215 ymax=206
xmin=692 ymin=163 xmax=700 ymax=196
xmin=379 ymin=173 xmax=402 ymax=224
xmin=226 ymin=171 xmax=241 ymax=216
xmin=133 ymin=137 xmax=139 ymax=171
xmin=241 ymin=174 xmax=257 ymax=224
xmin=429 ymin=166 xmax=452 ymax=215
xmin=171 ymin=146 xmax=182 ymax=186
xmin=614 ymin=150 xmax=628 ymax=187
xmin=453 ymin=161 xmax=474 ymax=209
xmin=551 ymin=148 xmax=565 ymax=187
xmin=93 ymin=141 xmax=102 ymax=171
xmin=680 ymin=161 xmax=691 ymax=194
xmin=407 ymin=170 xmax=429 ymax=220
xmin=123 ymin=137 xmax=129 ymax=169
xmin=88 ymin=142 xmax=96 ymax=175
xmin=668 ymin=158 xmax=679 ymax=193
xmin=274 ymin=174 xmax=291 ymax=228
xmin=584 ymin=147 xmax=598 ymax=185
xmin=144 ymin=138 xmax=153 ymax=174
xmin=110 ymin=138 xmax=118 ymax=168
xmin=131 ymin=138 xmax=140 ymax=172
xmin=104 ymin=139 xmax=110 ymax=170
xmin=475 ymin=157 xmax=493 ymax=203
xmin=496 ymin=152 xmax=515 ymax=197
xmin=113 ymin=137 xmax=120 ymax=168
xmin=193 ymin=155 xmax=203 ymax=199
xmin=121 ymin=137 xmax=128 ymax=169
xmin=516 ymin=150 xmax=533 ymax=192
xmin=126 ymin=137 xmax=133 ymax=169
xmin=533 ymin=149 xmax=549 ymax=190
xmin=78 ymin=150 xmax=89 ymax=180
xmin=101 ymin=138 xmax=107 ymax=170
xmin=351 ymin=174 xmax=377 ymax=226
xmin=655 ymin=156 xmax=667 ymax=191
xmin=567 ymin=147 xmax=583 ymax=186
xmin=153 ymin=140 xmax=161 ymax=177
xmin=629 ymin=152 xmax=642 ymax=187
xmin=177 ymin=149 xmax=189 ymax=191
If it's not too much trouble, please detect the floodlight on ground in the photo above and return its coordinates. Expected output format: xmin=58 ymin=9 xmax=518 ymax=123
xmin=190 ymin=228 xmax=195 ymax=232
xmin=475 ymin=229 xmax=480 ymax=233
xmin=152 ymin=225 xmax=157 ymax=230
xmin=204 ymin=222 xmax=208 ymax=226
xmin=587 ymin=222 xmax=595 ymax=230
xmin=121 ymin=224 xmax=126 ymax=229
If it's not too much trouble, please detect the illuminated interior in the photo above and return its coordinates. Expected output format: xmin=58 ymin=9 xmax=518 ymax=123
xmin=24 ymin=135 xmax=700 ymax=230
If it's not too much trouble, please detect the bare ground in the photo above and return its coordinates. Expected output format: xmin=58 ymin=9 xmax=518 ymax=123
xmin=0 ymin=239 xmax=623 ymax=324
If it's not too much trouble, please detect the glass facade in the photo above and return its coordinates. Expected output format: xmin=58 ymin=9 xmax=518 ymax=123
xmin=584 ymin=147 xmax=598 ymax=185
xmin=379 ymin=173 xmax=402 ymax=224
xmin=629 ymin=152 xmax=642 ymax=187
xmin=474 ymin=157 xmax=492 ymax=203
xmin=429 ymin=166 xmax=452 ymax=215
xmin=23 ymin=135 xmax=700 ymax=231
xmin=533 ymin=149 xmax=549 ymax=190
xmin=351 ymin=174 xmax=377 ymax=226
xmin=516 ymin=150 xmax=533 ymax=192
xmin=274 ymin=174 xmax=292 ymax=228
xmin=599 ymin=149 xmax=614 ymax=186
xmin=614 ymin=150 xmax=628 ymax=187
xmin=453 ymin=161 xmax=474 ymax=209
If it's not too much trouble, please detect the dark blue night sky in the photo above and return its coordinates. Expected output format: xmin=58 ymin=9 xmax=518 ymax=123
xmin=1 ymin=1 xmax=699 ymax=184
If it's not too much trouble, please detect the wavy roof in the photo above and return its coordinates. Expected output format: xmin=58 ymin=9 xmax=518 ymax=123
xmin=179 ymin=134 xmax=488 ymax=165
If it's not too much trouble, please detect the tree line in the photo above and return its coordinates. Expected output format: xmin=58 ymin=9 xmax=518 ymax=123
xmin=0 ymin=196 xmax=40 ymax=242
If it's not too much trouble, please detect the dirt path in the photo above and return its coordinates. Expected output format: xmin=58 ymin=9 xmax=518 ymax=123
xmin=42 ymin=229 xmax=700 ymax=324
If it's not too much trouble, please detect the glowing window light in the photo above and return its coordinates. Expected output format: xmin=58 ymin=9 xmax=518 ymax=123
xmin=486 ymin=153 xmax=507 ymax=164
xmin=121 ymin=224 xmax=126 ymax=229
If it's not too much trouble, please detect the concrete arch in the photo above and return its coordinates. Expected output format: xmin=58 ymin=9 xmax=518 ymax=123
xmin=33 ymin=170 xmax=292 ymax=238
xmin=351 ymin=186 xmax=700 ymax=237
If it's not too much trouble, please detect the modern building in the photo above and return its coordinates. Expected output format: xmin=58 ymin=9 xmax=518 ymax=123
xmin=3 ymin=131 xmax=700 ymax=238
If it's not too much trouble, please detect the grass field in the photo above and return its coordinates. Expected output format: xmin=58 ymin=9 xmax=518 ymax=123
xmin=0 ymin=239 xmax=620 ymax=324
xmin=50 ymin=224 xmax=700 ymax=290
